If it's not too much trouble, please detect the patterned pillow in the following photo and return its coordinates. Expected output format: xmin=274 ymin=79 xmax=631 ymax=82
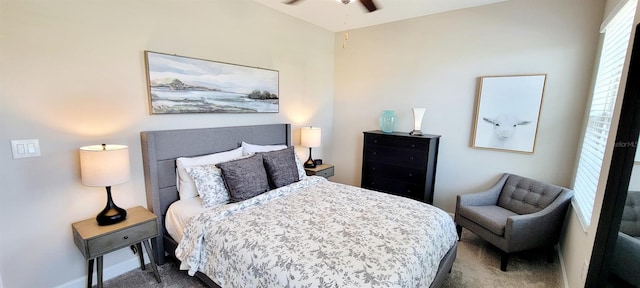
xmin=185 ymin=164 xmax=229 ymax=208
xmin=175 ymin=147 xmax=243 ymax=200
xmin=216 ymin=154 xmax=270 ymax=202
xmin=261 ymin=146 xmax=300 ymax=188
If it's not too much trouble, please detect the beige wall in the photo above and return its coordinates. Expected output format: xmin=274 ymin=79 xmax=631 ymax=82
xmin=0 ymin=1 xmax=334 ymax=287
xmin=560 ymin=1 xmax=640 ymax=287
xmin=332 ymin=0 xmax=604 ymax=213
xmin=0 ymin=0 xmax=612 ymax=287
xmin=332 ymin=1 xmax=604 ymax=288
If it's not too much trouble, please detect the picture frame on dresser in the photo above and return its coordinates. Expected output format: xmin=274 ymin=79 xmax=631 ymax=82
xmin=361 ymin=130 xmax=440 ymax=204
xmin=471 ymin=74 xmax=546 ymax=153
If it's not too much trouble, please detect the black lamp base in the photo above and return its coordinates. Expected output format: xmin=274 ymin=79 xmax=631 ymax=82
xmin=304 ymin=147 xmax=316 ymax=168
xmin=97 ymin=186 xmax=127 ymax=226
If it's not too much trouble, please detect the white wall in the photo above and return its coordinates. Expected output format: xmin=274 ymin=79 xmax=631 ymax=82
xmin=0 ymin=0 xmax=334 ymax=287
xmin=332 ymin=2 xmax=604 ymax=287
xmin=630 ymin=165 xmax=640 ymax=190
xmin=0 ymin=0 xmax=613 ymax=287
xmin=332 ymin=0 xmax=604 ymax=214
xmin=560 ymin=2 xmax=640 ymax=287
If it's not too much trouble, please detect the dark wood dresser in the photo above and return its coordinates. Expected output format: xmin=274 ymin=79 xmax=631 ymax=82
xmin=361 ymin=130 xmax=440 ymax=204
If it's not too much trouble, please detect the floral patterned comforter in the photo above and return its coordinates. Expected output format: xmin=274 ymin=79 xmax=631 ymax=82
xmin=176 ymin=176 xmax=458 ymax=288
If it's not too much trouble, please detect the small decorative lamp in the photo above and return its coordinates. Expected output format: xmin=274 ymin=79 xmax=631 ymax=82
xmin=410 ymin=108 xmax=426 ymax=136
xmin=301 ymin=126 xmax=321 ymax=168
xmin=79 ymin=144 xmax=130 ymax=226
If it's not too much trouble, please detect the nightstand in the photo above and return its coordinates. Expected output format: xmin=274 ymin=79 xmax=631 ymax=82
xmin=305 ymin=164 xmax=334 ymax=178
xmin=72 ymin=206 xmax=161 ymax=288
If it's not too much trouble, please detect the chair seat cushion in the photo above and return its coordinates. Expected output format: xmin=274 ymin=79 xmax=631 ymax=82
xmin=458 ymin=205 xmax=518 ymax=236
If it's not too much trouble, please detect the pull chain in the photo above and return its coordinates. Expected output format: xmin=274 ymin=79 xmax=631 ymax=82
xmin=342 ymin=5 xmax=349 ymax=49
xmin=343 ymin=32 xmax=349 ymax=49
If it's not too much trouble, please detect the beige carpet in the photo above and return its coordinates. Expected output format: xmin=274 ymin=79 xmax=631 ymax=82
xmin=105 ymin=231 xmax=562 ymax=287
xmin=443 ymin=230 xmax=562 ymax=288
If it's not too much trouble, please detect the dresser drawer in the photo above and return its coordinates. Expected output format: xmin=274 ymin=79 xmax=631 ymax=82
xmin=86 ymin=220 xmax=157 ymax=258
xmin=362 ymin=160 xmax=426 ymax=183
xmin=363 ymin=147 xmax=427 ymax=167
xmin=361 ymin=131 xmax=439 ymax=204
xmin=361 ymin=176 xmax=426 ymax=201
xmin=364 ymin=133 xmax=431 ymax=150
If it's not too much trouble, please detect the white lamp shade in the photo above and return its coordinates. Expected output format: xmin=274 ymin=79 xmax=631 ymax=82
xmin=79 ymin=144 xmax=130 ymax=187
xmin=301 ymin=127 xmax=321 ymax=148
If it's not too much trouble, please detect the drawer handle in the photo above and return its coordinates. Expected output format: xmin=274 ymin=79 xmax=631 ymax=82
xmin=123 ymin=236 xmax=129 ymax=240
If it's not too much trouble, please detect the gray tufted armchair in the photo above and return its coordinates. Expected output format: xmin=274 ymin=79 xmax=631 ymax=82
xmin=609 ymin=191 xmax=640 ymax=286
xmin=454 ymin=173 xmax=573 ymax=271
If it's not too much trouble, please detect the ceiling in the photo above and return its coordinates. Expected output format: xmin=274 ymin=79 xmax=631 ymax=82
xmin=251 ymin=0 xmax=508 ymax=32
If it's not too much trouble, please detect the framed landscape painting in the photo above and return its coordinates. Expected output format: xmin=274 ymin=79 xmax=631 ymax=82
xmin=471 ymin=74 xmax=546 ymax=153
xmin=144 ymin=51 xmax=279 ymax=114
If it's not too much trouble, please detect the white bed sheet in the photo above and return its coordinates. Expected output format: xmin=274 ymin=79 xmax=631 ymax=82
xmin=176 ymin=176 xmax=458 ymax=287
xmin=165 ymin=197 xmax=206 ymax=242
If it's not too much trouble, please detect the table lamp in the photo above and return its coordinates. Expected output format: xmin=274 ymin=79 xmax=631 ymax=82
xmin=79 ymin=144 xmax=130 ymax=226
xmin=301 ymin=126 xmax=321 ymax=168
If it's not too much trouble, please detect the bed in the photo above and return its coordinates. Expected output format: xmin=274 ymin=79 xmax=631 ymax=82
xmin=141 ymin=123 xmax=458 ymax=288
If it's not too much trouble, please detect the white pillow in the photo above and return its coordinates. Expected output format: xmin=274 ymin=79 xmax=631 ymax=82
xmin=241 ymin=142 xmax=307 ymax=180
xmin=241 ymin=141 xmax=287 ymax=156
xmin=294 ymin=154 xmax=307 ymax=180
xmin=176 ymin=147 xmax=243 ymax=199
xmin=185 ymin=164 xmax=229 ymax=208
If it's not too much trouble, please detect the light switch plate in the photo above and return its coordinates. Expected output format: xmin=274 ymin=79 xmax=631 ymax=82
xmin=11 ymin=139 xmax=41 ymax=159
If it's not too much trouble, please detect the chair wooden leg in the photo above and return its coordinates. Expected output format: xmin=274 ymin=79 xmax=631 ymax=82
xmin=500 ymin=252 xmax=509 ymax=271
xmin=456 ymin=225 xmax=462 ymax=240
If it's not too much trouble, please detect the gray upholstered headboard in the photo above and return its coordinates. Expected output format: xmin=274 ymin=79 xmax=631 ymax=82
xmin=140 ymin=124 xmax=291 ymax=264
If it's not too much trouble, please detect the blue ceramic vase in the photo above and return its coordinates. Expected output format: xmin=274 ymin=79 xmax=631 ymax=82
xmin=379 ymin=110 xmax=397 ymax=133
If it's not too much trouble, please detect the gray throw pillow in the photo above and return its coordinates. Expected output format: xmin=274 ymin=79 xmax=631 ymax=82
xmin=216 ymin=154 xmax=269 ymax=202
xmin=261 ymin=146 xmax=299 ymax=188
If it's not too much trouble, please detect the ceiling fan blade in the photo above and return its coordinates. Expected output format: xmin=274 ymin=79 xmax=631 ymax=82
xmin=359 ymin=0 xmax=378 ymax=12
xmin=283 ymin=0 xmax=302 ymax=4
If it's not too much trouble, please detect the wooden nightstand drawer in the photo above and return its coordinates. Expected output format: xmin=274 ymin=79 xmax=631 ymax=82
xmin=72 ymin=206 xmax=159 ymax=259
xmin=314 ymin=166 xmax=334 ymax=178
xmin=305 ymin=164 xmax=334 ymax=178
xmin=86 ymin=220 xmax=157 ymax=258
xmin=72 ymin=206 xmax=161 ymax=287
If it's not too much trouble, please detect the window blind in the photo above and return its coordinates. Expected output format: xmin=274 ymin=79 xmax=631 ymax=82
xmin=573 ymin=0 xmax=637 ymax=227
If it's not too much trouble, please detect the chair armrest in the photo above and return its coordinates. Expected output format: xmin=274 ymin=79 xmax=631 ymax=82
xmin=457 ymin=173 xmax=510 ymax=207
xmin=504 ymin=189 xmax=573 ymax=251
xmin=610 ymin=232 xmax=640 ymax=286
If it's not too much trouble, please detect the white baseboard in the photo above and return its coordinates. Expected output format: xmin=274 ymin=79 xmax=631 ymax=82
xmin=557 ymin=245 xmax=570 ymax=288
xmin=54 ymin=255 xmax=150 ymax=288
